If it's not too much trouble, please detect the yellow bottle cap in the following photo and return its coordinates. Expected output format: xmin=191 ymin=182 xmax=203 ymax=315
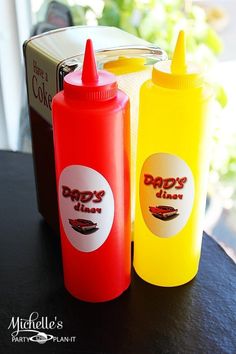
xmin=152 ymin=31 xmax=203 ymax=89
xmin=104 ymin=57 xmax=146 ymax=75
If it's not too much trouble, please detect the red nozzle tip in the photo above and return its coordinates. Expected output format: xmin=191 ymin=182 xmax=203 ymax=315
xmin=81 ymin=39 xmax=99 ymax=84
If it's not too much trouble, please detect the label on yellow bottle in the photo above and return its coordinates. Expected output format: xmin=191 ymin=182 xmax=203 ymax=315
xmin=140 ymin=153 xmax=194 ymax=238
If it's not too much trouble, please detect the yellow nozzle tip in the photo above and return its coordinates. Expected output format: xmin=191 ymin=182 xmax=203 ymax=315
xmin=152 ymin=30 xmax=203 ymax=89
xmin=171 ymin=30 xmax=187 ymax=75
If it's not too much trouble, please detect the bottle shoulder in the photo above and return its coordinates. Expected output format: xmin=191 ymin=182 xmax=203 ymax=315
xmin=52 ymin=89 xmax=129 ymax=113
xmin=140 ymin=79 xmax=212 ymax=102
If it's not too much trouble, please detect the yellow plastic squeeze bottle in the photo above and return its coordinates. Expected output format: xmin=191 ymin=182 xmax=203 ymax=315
xmin=134 ymin=31 xmax=213 ymax=286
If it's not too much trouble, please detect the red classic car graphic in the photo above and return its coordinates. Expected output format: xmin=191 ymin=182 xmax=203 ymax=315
xmin=69 ymin=218 xmax=98 ymax=234
xmin=149 ymin=205 xmax=179 ymax=220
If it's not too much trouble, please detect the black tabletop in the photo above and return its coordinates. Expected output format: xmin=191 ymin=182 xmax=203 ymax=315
xmin=0 ymin=150 xmax=236 ymax=354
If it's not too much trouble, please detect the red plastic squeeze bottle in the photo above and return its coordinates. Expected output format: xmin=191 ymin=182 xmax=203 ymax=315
xmin=52 ymin=39 xmax=131 ymax=302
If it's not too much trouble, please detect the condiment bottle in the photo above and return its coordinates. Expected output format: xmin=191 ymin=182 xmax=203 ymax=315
xmin=134 ymin=31 xmax=213 ymax=286
xmin=52 ymin=39 xmax=131 ymax=301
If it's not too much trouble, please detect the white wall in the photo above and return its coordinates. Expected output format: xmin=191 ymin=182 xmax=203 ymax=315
xmin=0 ymin=0 xmax=32 ymax=151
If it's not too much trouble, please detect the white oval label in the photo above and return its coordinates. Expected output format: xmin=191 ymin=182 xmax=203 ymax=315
xmin=59 ymin=165 xmax=114 ymax=252
xmin=140 ymin=153 xmax=194 ymax=238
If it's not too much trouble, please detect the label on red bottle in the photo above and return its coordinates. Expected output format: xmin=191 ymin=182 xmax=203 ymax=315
xmin=59 ymin=165 xmax=114 ymax=252
xmin=140 ymin=153 xmax=194 ymax=238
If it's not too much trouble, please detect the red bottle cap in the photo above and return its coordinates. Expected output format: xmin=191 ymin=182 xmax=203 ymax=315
xmin=64 ymin=39 xmax=118 ymax=101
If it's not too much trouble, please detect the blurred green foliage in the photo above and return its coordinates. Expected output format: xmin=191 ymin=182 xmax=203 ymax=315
xmin=99 ymin=0 xmax=223 ymax=61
